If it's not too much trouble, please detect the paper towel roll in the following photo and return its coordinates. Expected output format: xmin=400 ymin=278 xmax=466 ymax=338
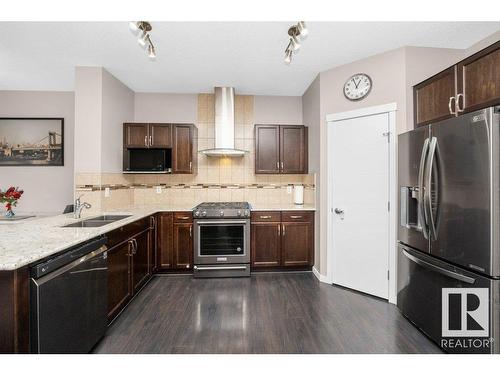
xmin=294 ymin=185 xmax=304 ymax=205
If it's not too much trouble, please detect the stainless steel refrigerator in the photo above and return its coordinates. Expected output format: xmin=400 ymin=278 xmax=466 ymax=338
xmin=397 ymin=106 xmax=500 ymax=354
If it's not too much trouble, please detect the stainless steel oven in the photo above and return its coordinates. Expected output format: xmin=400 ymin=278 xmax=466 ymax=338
xmin=193 ymin=202 xmax=251 ymax=277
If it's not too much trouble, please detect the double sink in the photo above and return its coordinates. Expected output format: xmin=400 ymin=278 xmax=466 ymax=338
xmin=62 ymin=214 xmax=132 ymax=228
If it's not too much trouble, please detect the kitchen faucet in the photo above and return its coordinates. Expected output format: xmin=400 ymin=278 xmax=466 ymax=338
xmin=74 ymin=195 xmax=92 ymax=219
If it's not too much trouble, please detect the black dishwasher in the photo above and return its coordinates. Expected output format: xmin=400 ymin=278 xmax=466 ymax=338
xmin=30 ymin=235 xmax=108 ymax=354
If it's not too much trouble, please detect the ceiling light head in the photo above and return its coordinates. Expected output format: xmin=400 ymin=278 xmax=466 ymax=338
xmin=137 ymin=31 xmax=148 ymax=48
xmin=284 ymin=48 xmax=293 ymax=65
xmin=148 ymin=43 xmax=156 ymax=60
xmin=129 ymin=22 xmax=140 ymax=35
xmin=297 ymin=21 xmax=308 ymax=38
xmin=287 ymin=27 xmax=301 ymax=50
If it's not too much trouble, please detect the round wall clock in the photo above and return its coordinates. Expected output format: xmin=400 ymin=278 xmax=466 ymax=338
xmin=343 ymin=73 xmax=372 ymax=101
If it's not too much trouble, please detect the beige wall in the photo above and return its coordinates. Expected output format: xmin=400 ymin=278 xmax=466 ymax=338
xmin=134 ymin=93 xmax=198 ymax=123
xmin=254 ymin=95 xmax=303 ymax=124
xmin=302 ymin=75 xmax=321 ymax=269
xmin=0 ymin=90 xmax=74 ymax=214
xmin=101 ymin=69 xmax=135 ymax=173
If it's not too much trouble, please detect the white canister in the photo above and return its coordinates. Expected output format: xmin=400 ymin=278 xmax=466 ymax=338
xmin=293 ymin=185 xmax=304 ymax=205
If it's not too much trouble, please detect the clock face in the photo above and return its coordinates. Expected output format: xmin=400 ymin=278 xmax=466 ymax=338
xmin=343 ymin=74 xmax=372 ymax=101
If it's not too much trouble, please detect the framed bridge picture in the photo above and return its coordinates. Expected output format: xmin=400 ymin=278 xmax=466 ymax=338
xmin=0 ymin=118 xmax=64 ymax=166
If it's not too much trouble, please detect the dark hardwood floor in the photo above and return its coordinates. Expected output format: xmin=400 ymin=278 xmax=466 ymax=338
xmin=93 ymin=272 xmax=441 ymax=354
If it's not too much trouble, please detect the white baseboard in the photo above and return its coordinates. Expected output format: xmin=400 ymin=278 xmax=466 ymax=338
xmin=312 ymin=266 xmax=330 ymax=284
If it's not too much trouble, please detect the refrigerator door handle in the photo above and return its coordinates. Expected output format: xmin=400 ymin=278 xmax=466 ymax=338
xmin=402 ymin=248 xmax=475 ymax=284
xmin=425 ymin=137 xmax=438 ymax=241
xmin=418 ymin=137 xmax=430 ymax=239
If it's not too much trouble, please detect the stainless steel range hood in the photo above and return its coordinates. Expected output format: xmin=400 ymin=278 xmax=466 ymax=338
xmin=199 ymin=87 xmax=248 ymax=157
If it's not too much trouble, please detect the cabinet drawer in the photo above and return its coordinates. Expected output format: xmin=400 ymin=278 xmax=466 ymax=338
xmin=173 ymin=211 xmax=193 ymax=223
xmin=251 ymin=211 xmax=281 ymax=222
xmin=281 ymin=211 xmax=313 ymax=222
xmin=106 ymin=217 xmax=150 ymax=248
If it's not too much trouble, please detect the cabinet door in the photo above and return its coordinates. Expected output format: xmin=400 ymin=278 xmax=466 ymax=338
xmin=157 ymin=212 xmax=174 ymax=269
xmin=280 ymin=125 xmax=308 ymax=174
xmin=107 ymin=240 xmax=132 ymax=321
xmin=132 ymin=230 xmax=150 ymax=293
xmin=281 ymin=222 xmax=313 ymax=266
xmin=150 ymin=123 xmax=172 ymax=148
xmin=255 ymin=125 xmax=280 ymax=174
xmin=457 ymin=41 xmax=500 ymax=113
xmin=173 ymin=223 xmax=193 ymax=269
xmin=251 ymin=223 xmax=281 ymax=267
xmin=124 ymin=123 xmax=149 ymax=148
xmin=172 ymin=124 xmax=193 ymax=173
xmin=414 ymin=67 xmax=457 ymax=127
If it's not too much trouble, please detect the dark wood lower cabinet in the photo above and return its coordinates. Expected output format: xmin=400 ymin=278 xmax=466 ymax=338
xmin=281 ymin=222 xmax=313 ymax=266
xmin=107 ymin=240 xmax=133 ymax=321
xmin=173 ymin=223 xmax=193 ymax=270
xmin=156 ymin=212 xmax=193 ymax=271
xmin=251 ymin=223 xmax=281 ymax=267
xmin=251 ymin=211 xmax=314 ymax=270
xmin=132 ymin=229 xmax=151 ymax=293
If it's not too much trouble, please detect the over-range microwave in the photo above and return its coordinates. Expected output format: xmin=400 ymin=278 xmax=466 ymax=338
xmin=123 ymin=148 xmax=172 ymax=173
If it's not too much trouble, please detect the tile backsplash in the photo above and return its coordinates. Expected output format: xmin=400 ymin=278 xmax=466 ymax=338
xmin=75 ymin=94 xmax=315 ymax=212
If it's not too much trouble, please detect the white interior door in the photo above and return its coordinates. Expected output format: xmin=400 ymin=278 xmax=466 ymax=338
xmin=330 ymin=112 xmax=390 ymax=299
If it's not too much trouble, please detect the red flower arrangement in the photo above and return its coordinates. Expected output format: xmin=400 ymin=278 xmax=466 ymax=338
xmin=0 ymin=187 xmax=24 ymax=216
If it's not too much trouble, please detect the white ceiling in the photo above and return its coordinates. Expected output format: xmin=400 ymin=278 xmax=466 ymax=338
xmin=1 ymin=22 xmax=499 ymax=96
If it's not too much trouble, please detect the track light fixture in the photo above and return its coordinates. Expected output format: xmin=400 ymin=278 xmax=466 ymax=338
xmin=129 ymin=21 xmax=156 ymax=60
xmin=284 ymin=21 xmax=308 ymax=64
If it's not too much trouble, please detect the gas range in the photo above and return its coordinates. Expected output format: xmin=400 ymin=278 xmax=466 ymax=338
xmin=193 ymin=202 xmax=251 ymax=278
xmin=193 ymin=202 xmax=251 ymax=219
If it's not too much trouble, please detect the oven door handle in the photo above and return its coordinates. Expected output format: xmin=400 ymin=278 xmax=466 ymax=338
xmin=194 ymin=266 xmax=248 ymax=271
xmin=194 ymin=220 xmax=248 ymax=225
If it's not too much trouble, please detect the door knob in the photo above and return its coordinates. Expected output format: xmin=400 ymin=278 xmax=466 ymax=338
xmin=334 ymin=208 xmax=344 ymax=214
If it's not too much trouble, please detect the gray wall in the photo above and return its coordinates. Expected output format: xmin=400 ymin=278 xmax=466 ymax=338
xmin=0 ymin=90 xmax=74 ymax=214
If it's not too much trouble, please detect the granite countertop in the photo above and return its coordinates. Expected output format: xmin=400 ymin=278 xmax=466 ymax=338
xmin=0 ymin=203 xmax=315 ymax=271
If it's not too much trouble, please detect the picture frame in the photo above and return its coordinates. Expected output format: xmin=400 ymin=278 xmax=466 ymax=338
xmin=0 ymin=117 xmax=64 ymax=166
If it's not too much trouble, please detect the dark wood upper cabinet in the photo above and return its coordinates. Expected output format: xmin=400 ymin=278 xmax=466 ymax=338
xmin=107 ymin=240 xmax=133 ymax=321
xmin=149 ymin=123 xmax=172 ymax=148
xmin=457 ymin=41 xmax=500 ymax=114
xmin=414 ymin=40 xmax=500 ymax=127
xmin=280 ymin=125 xmax=308 ymax=174
xmin=255 ymin=125 xmax=280 ymax=173
xmin=251 ymin=222 xmax=281 ymax=267
xmin=172 ymin=124 xmax=197 ymax=174
xmin=255 ymin=124 xmax=308 ymax=174
xmin=414 ymin=67 xmax=457 ymax=127
xmin=173 ymin=223 xmax=193 ymax=269
xmin=124 ymin=123 xmax=149 ymax=148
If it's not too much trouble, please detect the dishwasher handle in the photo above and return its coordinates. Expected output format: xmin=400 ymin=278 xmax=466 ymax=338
xmin=31 ymin=236 xmax=107 ymax=278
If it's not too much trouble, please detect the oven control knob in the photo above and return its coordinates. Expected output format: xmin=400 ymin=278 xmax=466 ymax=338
xmin=220 ymin=210 xmax=224 ymax=217
xmin=244 ymin=210 xmax=249 ymax=217
xmin=194 ymin=210 xmax=200 ymax=217
xmin=237 ymin=210 xmax=242 ymax=217
xmin=201 ymin=211 xmax=207 ymax=217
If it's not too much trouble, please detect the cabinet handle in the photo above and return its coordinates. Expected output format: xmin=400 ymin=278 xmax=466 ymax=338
xmin=278 ymin=224 xmax=280 ymax=236
xmin=150 ymin=216 xmax=156 ymax=230
xmin=260 ymin=215 xmax=271 ymax=219
xmin=190 ymin=226 xmax=192 ymax=238
xmin=149 ymin=135 xmax=153 ymax=146
xmin=144 ymin=135 xmax=148 ymax=147
xmin=189 ymin=161 xmax=192 ymax=171
xmin=133 ymin=239 xmax=138 ymax=255
xmin=276 ymin=161 xmax=279 ymax=170
xmin=456 ymin=93 xmax=464 ymax=113
xmin=282 ymin=224 xmax=285 ymax=236
xmin=290 ymin=215 xmax=302 ymax=219
xmin=127 ymin=240 xmax=134 ymax=256
xmin=178 ymin=216 xmax=190 ymax=220
xmin=448 ymin=96 xmax=456 ymax=115
xmin=281 ymin=161 xmax=284 ymax=170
